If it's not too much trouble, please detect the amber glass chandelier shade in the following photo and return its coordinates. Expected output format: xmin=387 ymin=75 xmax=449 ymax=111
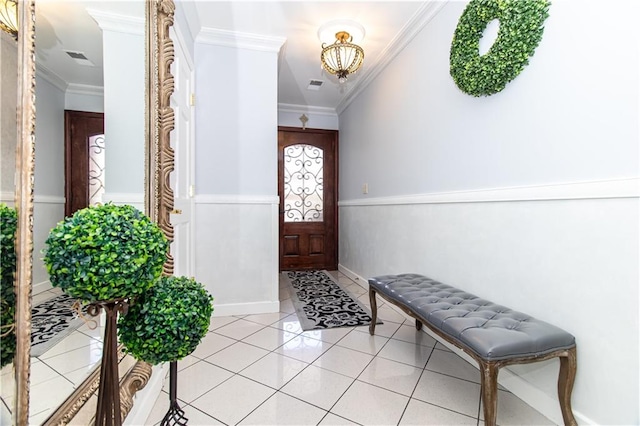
xmin=320 ymin=31 xmax=364 ymax=83
xmin=0 ymin=0 xmax=18 ymax=40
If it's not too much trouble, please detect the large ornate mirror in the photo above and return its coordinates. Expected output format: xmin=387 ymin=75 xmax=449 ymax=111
xmin=0 ymin=0 xmax=175 ymax=423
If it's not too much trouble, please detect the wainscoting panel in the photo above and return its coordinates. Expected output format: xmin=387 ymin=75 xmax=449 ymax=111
xmin=338 ymin=191 xmax=638 ymax=425
xmin=194 ymin=195 xmax=279 ymax=316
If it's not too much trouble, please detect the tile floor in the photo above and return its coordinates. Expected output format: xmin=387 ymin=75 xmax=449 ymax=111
xmin=144 ymin=271 xmax=555 ymax=426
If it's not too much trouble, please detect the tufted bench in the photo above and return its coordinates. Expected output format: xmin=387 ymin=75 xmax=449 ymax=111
xmin=369 ymin=273 xmax=577 ymax=426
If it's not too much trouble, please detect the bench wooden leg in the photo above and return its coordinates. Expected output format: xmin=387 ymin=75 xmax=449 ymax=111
xmin=415 ymin=319 xmax=423 ymax=330
xmin=369 ymin=287 xmax=378 ymax=335
xmin=558 ymin=347 xmax=577 ymax=426
xmin=480 ymin=361 xmax=499 ymax=426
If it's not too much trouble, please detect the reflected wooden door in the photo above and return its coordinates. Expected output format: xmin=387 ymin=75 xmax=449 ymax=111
xmin=278 ymin=127 xmax=338 ymax=271
xmin=64 ymin=110 xmax=104 ymax=216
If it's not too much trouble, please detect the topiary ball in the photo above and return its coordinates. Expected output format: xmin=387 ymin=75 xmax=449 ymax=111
xmin=118 ymin=276 xmax=213 ymax=364
xmin=43 ymin=203 xmax=168 ymax=302
xmin=0 ymin=204 xmax=17 ymax=368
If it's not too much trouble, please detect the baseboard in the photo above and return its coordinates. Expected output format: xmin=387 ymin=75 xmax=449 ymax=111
xmin=212 ymin=300 xmax=280 ymax=317
xmin=337 ymin=264 xmax=596 ymax=425
xmin=124 ymin=363 xmax=168 ymax=426
xmin=32 ymin=280 xmax=52 ymax=296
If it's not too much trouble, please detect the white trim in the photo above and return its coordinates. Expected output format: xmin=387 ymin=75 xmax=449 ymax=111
xmin=66 ymin=83 xmax=104 ymax=97
xmin=123 ymin=363 xmax=168 ymax=426
xmin=0 ymin=192 xmax=14 ymax=203
xmin=338 ymin=264 xmax=368 ymax=290
xmin=336 ymin=1 xmax=448 ymax=115
xmin=196 ymin=27 xmax=286 ymax=52
xmin=213 ymin=301 xmax=280 ymax=317
xmin=87 ymin=9 xmax=144 ymax=36
xmin=339 ymin=178 xmax=639 ymax=207
xmin=32 ymin=280 xmax=52 ymax=295
xmin=34 ymin=195 xmax=65 ymax=204
xmin=278 ymin=103 xmax=338 ymax=118
xmin=195 ymin=194 xmax=279 ymax=205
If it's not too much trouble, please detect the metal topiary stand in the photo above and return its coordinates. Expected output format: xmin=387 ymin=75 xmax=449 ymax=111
xmin=88 ymin=298 xmax=129 ymax=426
xmin=160 ymin=361 xmax=187 ymax=425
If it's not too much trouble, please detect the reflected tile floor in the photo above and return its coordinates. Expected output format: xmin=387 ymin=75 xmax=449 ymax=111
xmin=145 ymin=271 xmax=556 ymax=426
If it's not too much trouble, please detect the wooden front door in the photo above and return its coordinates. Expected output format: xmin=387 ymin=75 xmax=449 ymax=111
xmin=278 ymin=127 xmax=338 ymax=271
xmin=64 ymin=111 xmax=104 ymax=216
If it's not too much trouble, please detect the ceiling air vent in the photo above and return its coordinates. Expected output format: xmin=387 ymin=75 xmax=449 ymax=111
xmin=307 ymin=79 xmax=324 ymax=91
xmin=64 ymin=50 xmax=95 ymax=67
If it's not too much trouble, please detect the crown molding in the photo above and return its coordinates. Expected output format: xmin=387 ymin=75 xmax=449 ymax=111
xmin=35 ymin=64 xmax=68 ymax=92
xmin=196 ymin=27 xmax=286 ymax=53
xmin=87 ymin=9 xmax=144 ymax=36
xmin=66 ymin=83 xmax=104 ymax=97
xmin=278 ymin=103 xmax=337 ymax=117
xmin=336 ymin=1 xmax=448 ymax=115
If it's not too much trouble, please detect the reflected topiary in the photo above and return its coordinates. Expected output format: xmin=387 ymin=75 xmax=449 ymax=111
xmin=0 ymin=204 xmax=17 ymax=368
xmin=118 ymin=276 xmax=213 ymax=365
xmin=43 ymin=203 xmax=168 ymax=302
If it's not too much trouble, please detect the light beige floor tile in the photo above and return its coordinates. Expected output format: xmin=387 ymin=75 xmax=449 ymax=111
xmin=76 ymin=321 xmax=106 ymax=340
xmin=400 ymin=398 xmax=478 ymax=425
xmin=331 ymin=380 xmax=409 ymax=426
xmin=480 ymin=389 xmax=555 ymax=425
xmin=240 ymin=352 xmax=308 ymax=389
xmin=162 ymin=360 xmax=233 ymax=403
xmin=335 ymin=328 xmax=389 ymax=355
xmin=413 ymin=370 xmax=481 ymax=418
xmin=28 ymin=359 xmax=61 ymax=386
xmin=28 ymin=375 xmax=75 ymax=420
xmin=300 ymin=327 xmax=352 ymax=344
xmin=279 ymin=298 xmax=296 ymax=314
xmin=243 ymin=312 xmax=290 ymax=326
xmin=312 ymin=345 xmax=373 ymax=378
xmin=271 ymin=315 xmax=304 ymax=334
xmin=376 ymin=304 xmax=408 ymax=324
xmin=425 ymin=348 xmax=480 ymax=383
xmin=205 ymin=341 xmax=269 ymax=373
xmin=275 ymin=334 xmax=331 ymax=363
xmin=238 ymin=391 xmax=326 ymax=425
xmin=144 ymin=390 xmax=170 ymax=425
xmin=358 ymin=357 xmax=423 ymax=396
xmin=317 ymin=412 xmax=359 ymax=425
xmin=281 ymin=365 xmax=354 ymax=410
xmin=38 ymin=331 xmax=100 ymax=360
xmin=41 ymin=343 xmax=103 ymax=374
xmin=191 ymin=375 xmax=274 ymax=425
xmin=390 ymin=324 xmax=438 ymax=347
xmin=208 ymin=316 xmax=239 ymax=331
xmin=357 ymin=320 xmax=402 ymax=338
xmin=243 ymin=326 xmax=298 ymax=351
xmin=190 ymin=332 xmax=236 ymax=359
xmin=214 ymin=318 xmax=266 ymax=340
xmin=176 ymin=355 xmax=200 ymax=371
xmin=377 ymin=338 xmax=433 ymax=368
xmin=182 ymin=404 xmax=225 ymax=425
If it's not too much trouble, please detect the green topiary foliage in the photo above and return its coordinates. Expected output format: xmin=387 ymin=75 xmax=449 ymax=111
xmin=0 ymin=204 xmax=17 ymax=368
xmin=118 ymin=276 xmax=213 ymax=364
xmin=450 ymin=0 xmax=550 ymax=97
xmin=43 ymin=203 xmax=168 ymax=302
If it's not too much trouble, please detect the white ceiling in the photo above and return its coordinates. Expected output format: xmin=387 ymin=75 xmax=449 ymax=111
xmin=34 ymin=0 xmax=428 ymax=111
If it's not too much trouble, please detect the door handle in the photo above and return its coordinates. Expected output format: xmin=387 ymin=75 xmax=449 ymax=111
xmin=171 ymin=208 xmax=183 ymax=214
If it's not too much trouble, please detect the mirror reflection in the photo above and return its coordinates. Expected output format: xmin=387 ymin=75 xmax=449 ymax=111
xmin=0 ymin=0 xmax=145 ymax=423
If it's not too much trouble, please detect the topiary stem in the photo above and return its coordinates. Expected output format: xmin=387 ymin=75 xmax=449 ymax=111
xmin=89 ymin=299 xmax=128 ymax=426
xmin=161 ymin=361 xmax=187 ymax=426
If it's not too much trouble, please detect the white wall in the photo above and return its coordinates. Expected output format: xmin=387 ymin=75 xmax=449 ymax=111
xmin=193 ymin=39 xmax=282 ymax=315
xmin=338 ymin=1 xmax=639 ymax=424
xmin=33 ymin=75 xmax=66 ymax=293
xmin=1 ymin=31 xmax=18 ymax=199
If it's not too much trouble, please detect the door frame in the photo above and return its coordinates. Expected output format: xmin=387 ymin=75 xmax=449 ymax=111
xmin=278 ymin=126 xmax=339 ymax=271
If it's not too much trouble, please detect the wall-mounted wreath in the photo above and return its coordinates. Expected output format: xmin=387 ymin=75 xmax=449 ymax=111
xmin=450 ymin=0 xmax=550 ymax=97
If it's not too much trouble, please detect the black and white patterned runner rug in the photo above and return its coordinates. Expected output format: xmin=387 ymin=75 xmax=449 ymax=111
xmin=283 ymin=270 xmax=381 ymax=331
xmin=31 ymin=293 xmax=87 ymax=357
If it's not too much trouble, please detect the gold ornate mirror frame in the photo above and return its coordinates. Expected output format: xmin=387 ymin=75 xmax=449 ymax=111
xmin=13 ymin=0 xmax=176 ymax=423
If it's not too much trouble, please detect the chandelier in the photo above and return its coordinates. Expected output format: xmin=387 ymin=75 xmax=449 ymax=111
xmin=320 ymin=31 xmax=364 ymax=84
xmin=0 ymin=0 xmax=18 ymax=40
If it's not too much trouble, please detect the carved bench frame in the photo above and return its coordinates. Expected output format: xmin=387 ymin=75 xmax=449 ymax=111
xmin=369 ymin=286 xmax=577 ymax=426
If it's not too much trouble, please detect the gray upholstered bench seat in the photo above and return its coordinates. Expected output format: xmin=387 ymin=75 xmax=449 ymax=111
xmin=368 ymin=273 xmax=577 ymax=426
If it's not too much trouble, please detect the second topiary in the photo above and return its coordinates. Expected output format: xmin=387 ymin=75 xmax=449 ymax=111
xmin=0 ymin=204 xmax=17 ymax=368
xmin=118 ymin=276 xmax=213 ymax=365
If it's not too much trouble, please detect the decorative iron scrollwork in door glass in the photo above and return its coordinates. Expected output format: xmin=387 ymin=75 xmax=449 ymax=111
xmin=284 ymin=144 xmax=324 ymax=222
xmin=89 ymin=134 xmax=106 ymax=205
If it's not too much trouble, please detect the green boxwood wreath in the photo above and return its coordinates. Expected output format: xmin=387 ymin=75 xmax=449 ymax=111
xmin=118 ymin=276 xmax=213 ymax=364
xmin=450 ymin=0 xmax=550 ymax=97
xmin=0 ymin=204 xmax=17 ymax=368
xmin=43 ymin=203 xmax=168 ymax=302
